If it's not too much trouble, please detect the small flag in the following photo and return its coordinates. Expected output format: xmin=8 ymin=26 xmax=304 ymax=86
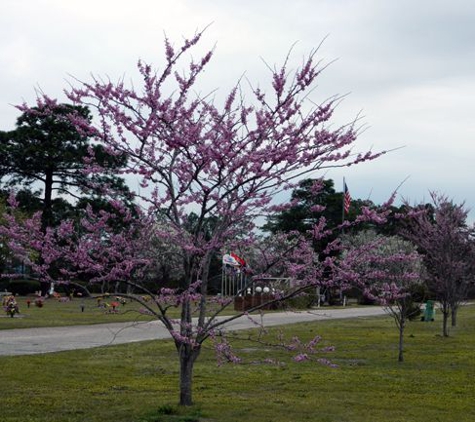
xmin=222 ymin=253 xmax=246 ymax=268
xmin=343 ymin=181 xmax=351 ymax=214
xmin=230 ymin=252 xmax=246 ymax=268
xmin=222 ymin=254 xmax=240 ymax=267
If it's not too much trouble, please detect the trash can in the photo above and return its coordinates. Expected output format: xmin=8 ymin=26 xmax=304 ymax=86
xmin=423 ymin=300 xmax=435 ymax=322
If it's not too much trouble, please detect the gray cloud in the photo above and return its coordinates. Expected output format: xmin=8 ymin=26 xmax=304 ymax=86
xmin=0 ymin=0 xmax=473 ymax=219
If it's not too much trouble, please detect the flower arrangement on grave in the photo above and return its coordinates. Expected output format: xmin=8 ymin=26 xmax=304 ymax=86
xmin=104 ymin=301 xmax=120 ymax=314
xmin=34 ymin=297 xmax=44 ymax=308
xmin=4 ymin=296 xmax=19 ymax=318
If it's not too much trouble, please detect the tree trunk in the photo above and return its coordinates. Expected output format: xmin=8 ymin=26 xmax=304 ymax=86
xmin=197 ymin=252 xmax=212 ymax=328
xmin=42 ymin=169 xmax=54 ymax=231
xmin=38 ymin=169 xmax=55 ymax=296
xmin=177 ymin=268 xmax=201 ymax=406
xmin=442 ymin=310 xmax=450 ymax=337
xmin=178 ymin=344 xmax=201 ymax=406
xmin=450 ymin=306 xmax=458 ymax=327
xmin=398 ymin=316 xmax=405 ymax=363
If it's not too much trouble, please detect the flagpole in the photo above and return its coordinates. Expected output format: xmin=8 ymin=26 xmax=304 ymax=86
xmin=340 ymin=177 xmax=346 ymax=305
xmin=342 ymin=177 xmax=351 ymax=234
xmin=342 ymin=177 xmax=346 ymax=227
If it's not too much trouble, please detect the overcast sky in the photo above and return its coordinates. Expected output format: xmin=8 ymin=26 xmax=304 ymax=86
xmin=1 ymin=0 xmax=474 ymax=220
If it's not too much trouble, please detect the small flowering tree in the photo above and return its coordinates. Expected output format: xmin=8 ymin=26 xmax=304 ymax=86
xmin=402 ymin=193 xmax=475 ymax=337
xmin=0 ymin=193 xmax=150 ymax=293
xmin=3 ymin=30 xmax=388 ymax=406
xmin=339 ymin=230 xmax=423 ymax=362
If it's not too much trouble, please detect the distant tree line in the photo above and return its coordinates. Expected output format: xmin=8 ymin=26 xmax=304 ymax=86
xmin=1 ymin=105 xmax=474 ymax=319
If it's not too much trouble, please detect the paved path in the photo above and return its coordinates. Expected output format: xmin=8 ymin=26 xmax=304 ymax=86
xmin=0 ymin=306 xmax=386 ymax=356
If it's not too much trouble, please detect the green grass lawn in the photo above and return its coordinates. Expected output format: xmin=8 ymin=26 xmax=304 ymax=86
xmin=1 ymin=305 xmax=474 ymax=421
xmin=0 ymin=296 xmax=156 ymax=329
xmin=0 ymin=295 xmax=242 ymax=329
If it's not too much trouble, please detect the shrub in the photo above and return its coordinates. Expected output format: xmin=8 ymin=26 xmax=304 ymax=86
xmin=285 ymin=288 xmax=317 ymax=309
xmin=409 ymin=282 xmax=429 ymax=303
xmin=0 ymin=279 xmax=9 ymax=291
xmin=8 ymin=279 xmax=41 ymax=295
xmin=406 ymin=300 xmax=422 ymax=321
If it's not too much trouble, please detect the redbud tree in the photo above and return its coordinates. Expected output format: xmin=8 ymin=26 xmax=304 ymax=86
xmin=402 ymin=193 xmax=475 ymax=337
xmin=5 ymin=30 xmax=388 ymax=405
xmin=338 ymin=230 xmax=423 ymax=362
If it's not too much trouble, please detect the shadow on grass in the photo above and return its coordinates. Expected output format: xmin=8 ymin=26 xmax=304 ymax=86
xmin=139 ymin=404 xmax=203 ymax=422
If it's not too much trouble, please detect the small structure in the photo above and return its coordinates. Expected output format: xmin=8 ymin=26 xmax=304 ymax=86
xmin=422 ymin=300 xmax=435 ymax=321
xmin=221 ymin=252 xmax=249 ymax=297
xmin=234 ymin=290 xmax=277 ymax=311
xmin=221 ymin=266 xmax=248 ymax=297
xmin=232 ymin=279 xmax=290 ymax=311
xmin=220 ymin=252 xmax=293 ymax=311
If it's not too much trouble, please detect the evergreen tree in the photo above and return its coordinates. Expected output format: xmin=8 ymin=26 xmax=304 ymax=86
xmin=264 ymin=178 xmax=374 ymax=254
xmin=0 ymin=103 xmax=132 ymax=229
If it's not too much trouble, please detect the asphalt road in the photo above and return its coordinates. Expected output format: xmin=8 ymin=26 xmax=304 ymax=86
xmin=0 ymin=306 xmax=386 ymax=356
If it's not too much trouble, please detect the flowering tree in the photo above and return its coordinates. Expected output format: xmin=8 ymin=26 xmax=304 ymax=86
xmin=4 ymin=30 xmax=388 ymax=405
xmin=0 ymin=194 xmax=149 ymax=292
xmin=0 ymin=198 xmax=11 ymax=275
xmin=402 ymin=194 xmax=475 ymax=337
xmin=339 ymin=230 xmax=423 ymax=362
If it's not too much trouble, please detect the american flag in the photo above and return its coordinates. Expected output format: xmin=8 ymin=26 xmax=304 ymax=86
xmin=343 ymin=181 xmax=351 ymax=214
